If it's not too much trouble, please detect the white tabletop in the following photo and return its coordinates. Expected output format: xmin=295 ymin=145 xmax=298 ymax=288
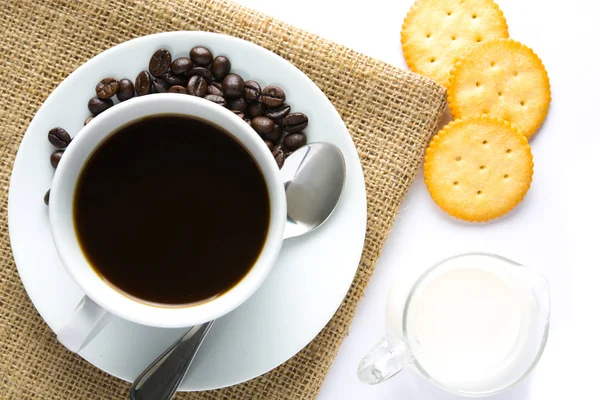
xmin=232 ymin=0 xmax=591 ymax=398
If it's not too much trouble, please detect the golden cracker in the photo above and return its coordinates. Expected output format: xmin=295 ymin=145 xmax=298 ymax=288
xmin=401 ymin=0 xmax=509 ymax=87
xmin=424 ymin=117 xmax=533 ymax=222
xmin=448 ymin=38 xmax=551 ymax=138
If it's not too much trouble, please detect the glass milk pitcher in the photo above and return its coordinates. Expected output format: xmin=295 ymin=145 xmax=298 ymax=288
xmin=357 ymin=253 xmax=550 ymax=397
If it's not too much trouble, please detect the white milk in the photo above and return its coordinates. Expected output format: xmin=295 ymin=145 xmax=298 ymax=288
xmin=387 ymin=257 xmax=538 ymax=392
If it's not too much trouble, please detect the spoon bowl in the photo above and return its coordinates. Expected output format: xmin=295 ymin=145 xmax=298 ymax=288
xmin=282 ymin=143 xmax=346 ymax=239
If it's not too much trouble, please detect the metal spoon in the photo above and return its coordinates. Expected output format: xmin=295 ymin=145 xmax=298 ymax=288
xmin=130 ymin=142 xmax=346 ymax=400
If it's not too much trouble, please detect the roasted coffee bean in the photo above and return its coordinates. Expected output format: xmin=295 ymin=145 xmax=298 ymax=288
xmin=227 ymin=97 xmax=246 ymax=112
xmin=261 ymin=85 xmax=286 ymax=107
xmin=247 ymin=102 xmax=265 ymax=118
xmin=244 ymin=118 xmax=252 ymax=125
xmin=222 ymin=74 xmax=245 ymax=98
xmin=251 ymin=116 xmax=274 ymax=135
xmin=186 ymin=75 xmax=208 ymax=97
xmin=171 ymin=57 xmax=193 ymax=75
xmin=48 ymin=127 xmax=71 ymax=148
xmin=211 ymin=56 xmax=231 ymax=81
xmin=95 ymin=77 xmax=120 ymax=100
xmin=84 ymin=116 xmax=94 ymax=125
xmin=88 ymin=97 xmax=113 ymax=116
xmin=190 ymin=46 xmax=213 ymax=66
xmin=272 ymin=145 xmax=285 ymax=169
xmin=244 ymin=80 xmax=261 ymax=102
xmin=208 ymin=82 xmax=224 ymax=96
xmin=117 ymin=78 xmax=135 ymax=101
xmin=168 ymin=85 xmax=187 ymax=94
xmin=149 ymin=48 xmax=171 ymax=77
xmin=281 ymin=112 xmax=308 ymax=132
xmin=205 ymin=94 xmax=226 ymax=106
xmin=153 ymin=78 xmax=169 ymax=93
xmin=264 ymin=140 xmax=275 ymax=152
xmin=264 ymin=103 xmax=290 ymax=121
xmin=44 ymin=189 xmax=50 ymax=206
xmin=283 ymin=132 xmax=307 ymax=151
xmin=50 ymin=149 xmax=64 ymax=168
xmin=232 ymin=110 xmax=246 ymax=119
xmin=262 ymin=124 xmax=282 ymax=142
xmin=185 ymin=66 xmax=212 ymax=80
xmin=162 ymin=71 xmax=187 ymax=86
xmin=135 ymin=70 xmax=152 ymax=96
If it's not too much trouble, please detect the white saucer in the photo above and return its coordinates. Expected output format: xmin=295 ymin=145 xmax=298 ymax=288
xmin=7 ymin=32 xmax=366 ymax=390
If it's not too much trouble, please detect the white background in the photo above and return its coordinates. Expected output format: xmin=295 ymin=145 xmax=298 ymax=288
xmin=231 ymin=0 xmax=595 ymax=398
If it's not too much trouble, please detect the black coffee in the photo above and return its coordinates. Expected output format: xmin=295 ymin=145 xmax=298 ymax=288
xmin=74 ymin=115 xmax=270 ymax=305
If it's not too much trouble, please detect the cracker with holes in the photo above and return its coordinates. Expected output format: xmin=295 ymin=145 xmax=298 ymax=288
xmin=401 ymin=0 xmax=509 ymax=87
xmin=424 ymin=117 xmax=533 ymax=222
xmin=448 ymin=39 xmax=551 ymax=138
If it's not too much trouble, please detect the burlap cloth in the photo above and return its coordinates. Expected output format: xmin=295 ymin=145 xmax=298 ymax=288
xmin=0 ymin=0 xmax=446 ymax=398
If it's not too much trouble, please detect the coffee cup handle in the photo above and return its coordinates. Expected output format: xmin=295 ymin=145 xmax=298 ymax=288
xmin=56 ymin=295 xmax=112 ymax=353
xmin=356 ymin=335 xmax=415 ymax=385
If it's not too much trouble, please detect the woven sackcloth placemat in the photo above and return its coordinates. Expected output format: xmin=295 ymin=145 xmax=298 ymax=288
xmin=0 ymin=0 xmax=445 ymax=398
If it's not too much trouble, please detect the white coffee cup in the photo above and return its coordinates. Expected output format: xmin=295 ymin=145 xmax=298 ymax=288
xmin=49 ymin=94 xmax=287 ymax=353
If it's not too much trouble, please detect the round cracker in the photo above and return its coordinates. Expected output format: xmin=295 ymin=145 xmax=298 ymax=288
xmin=401 ymin=0 xmax=509 ymax=87
xmin=448 ymin=39 xmax=551 ymax=138
xmin=424 ymin=117 xmax=533 ymax=222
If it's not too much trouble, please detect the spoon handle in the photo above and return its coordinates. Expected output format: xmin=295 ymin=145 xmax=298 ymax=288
xmin=129 ymin=320 xmax=214 ymax=400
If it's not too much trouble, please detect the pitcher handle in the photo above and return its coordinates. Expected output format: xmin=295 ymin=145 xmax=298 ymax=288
xmin=357 ymin=335 xmax=415 ymax=384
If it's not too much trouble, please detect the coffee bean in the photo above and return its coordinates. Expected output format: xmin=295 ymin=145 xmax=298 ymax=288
xmin=211 ymin=56 xmax=231 ymax=81
xmin=153 ymin=78 xmax=169 ymax=93
xmin=264 ymin=140 xmax=275 ymax=152
xmin=149 ymin=48 xmax=171 ymax=77
xmin=168 ymin=85 xmax=187 ymax=94
xmin=232 ymin=112 xmax=252 ymax=126
xmin=227 ymin=97 xmax=246 ymax=112
xmin=281 ymin=112 xmax=308 ymax=132
xmin=264 ymin=104 xmax=290 ymax=121
xmin=222 ymin=74 xmax=245 ymax=98
xmin=162 ymin=71 xmax=187 ymax=86
xmin=283 ymin=132 xmax=307 ymax=151
xmin=272 ymin=145 xmax=285 ymax=169
xmin=251 ymin=116 xmax=274 ymax=134
xmin=262 ymin=124 xmax=282 ymax=142
xmin=48 ymin=127 xmax=71 ymax=148
xmin=95 ymin=77 xmax=119 ymax=100
xmin=135 ymin=71 xmax=152 ymax=96
xmin=208 ymin=82 xmax=224 ymax=96
xmin=186 ymin=75 xmax=208 ymax=97
xmin=185 ymin=67 xmax=210 ymax=81
xmin=244 ymin=80 xmax=261 ymax=102
xmin=171 ymin=57 xmax=193 ymax=75
xmin=190 ymin=46 xmax=213 ymax=66
xmin=261 ymin=86 xmax=286 ymax=107
xmin=88 ymin=97 xmax=113 ymax=116
xmin=247 ymin=101 xmax=265 ymax=118
xmin=84 ymin=116 xmax=94 ymax=125
xmin=44 ymin=189 xmax=50 ymax=206
xmin=232 ymin=110 xmax=246 ymax=119
xmin=205 ymin=94 xmax=226 ymax=106
xmin=50 ymin=149 xmax=64 ymax=168
xmin=117 ymin=78 xmax=135 ymax=101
